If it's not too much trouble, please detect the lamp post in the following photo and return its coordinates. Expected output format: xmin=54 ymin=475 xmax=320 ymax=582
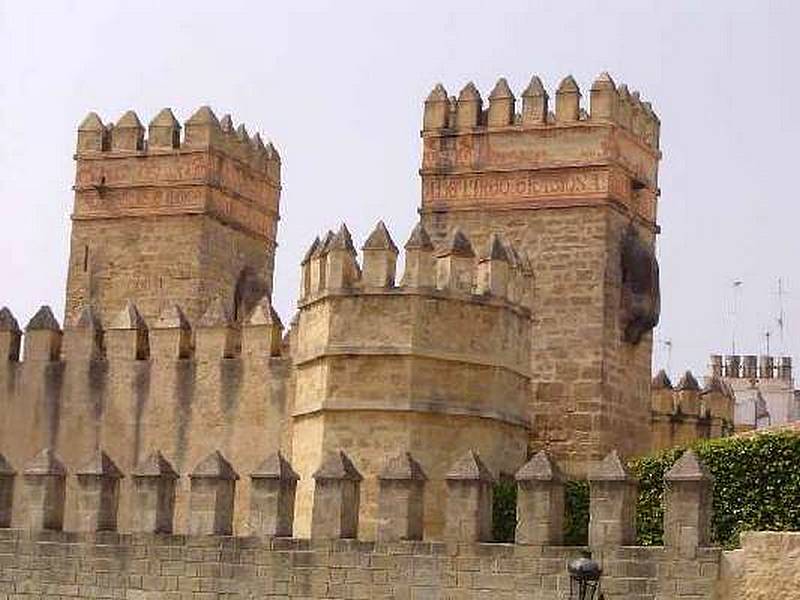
xmin=568 ymin=555 xmax=602 ymax=600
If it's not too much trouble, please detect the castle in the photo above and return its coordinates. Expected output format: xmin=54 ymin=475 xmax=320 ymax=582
xmin=0 ymin=73 xmax=670 ymax=541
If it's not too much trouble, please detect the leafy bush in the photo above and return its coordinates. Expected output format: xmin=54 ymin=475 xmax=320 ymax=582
xmin=492 ymin=431 xmax=800 ymax=547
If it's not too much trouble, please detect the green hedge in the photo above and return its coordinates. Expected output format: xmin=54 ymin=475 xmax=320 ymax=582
xmin=493 ymin=431 xmax=800 ymax=547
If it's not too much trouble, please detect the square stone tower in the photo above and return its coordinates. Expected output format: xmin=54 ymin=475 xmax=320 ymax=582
xmin=419 ymin=74 xmax=662 ymax=473
xmin=66 ymin=107 xmax=281 ymax=326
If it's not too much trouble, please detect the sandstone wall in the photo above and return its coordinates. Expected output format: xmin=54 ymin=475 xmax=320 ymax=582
xmin=424 ymin=207 xmax=654 ymax=472
xmin=0 ymin=329 xmax=291 ymax=535
xmin=419 ymin=75 xmax=663 ymax=474
xmin=0 ymin=531 xmax=725 ymax=600
xmin=67 ymin=107 xmax=281 ymax=326
xmin=290 ymin=225 xmax=533 ymax=540
xmin=715 ymin=532 xmax=800 ymax=600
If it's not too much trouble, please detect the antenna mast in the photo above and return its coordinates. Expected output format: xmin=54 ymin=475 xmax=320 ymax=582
xmin=731 ymin=280 xmax=743 ymax=355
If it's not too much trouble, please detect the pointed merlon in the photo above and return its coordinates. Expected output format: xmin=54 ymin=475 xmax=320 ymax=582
xmin=198 ymin=297 xmax=232 ymax=327
xmin=458 ymin=82 xmax=481 ymax=101
xmin=522 ymin=76 xmax=547 ymax=98
xmin=558 ymin=75 xmax=580 ymax=94
xmin=592 ymin=71 xmax=617 ymax=90
xmin=313 ymin=450 xmax=363 ymax=481
xmin=116 ymin=110 xmax=143 ymax=129
xmin=702 ymin=376 xmax=726 ymax=395
xmin=26 ymin=306 xmax=61 ymax=332
xmin=186 ymin=106 xmax=220 ymax=126
xmin=75 ymin=305 xmax=102 ymax=330
xmin=404 ymin=222 xmax=434 ymax=250
xmin=446 ymin=450 xmax=494 ymax=481
xmin=149 ymin=108 xmax=179 ymax=128
xmin=440 ymin=228 xmax=475 ymax=258
xmin=515 ymin=450 xmax=564 ymax=482
xmin=220 ymin=114 xmax=234 ymax=133
xmin=313 ymin=231 xmax=336 ymax=258
xmin=251 ymin=132 xmax=267 ymax=152
xmin=109 ymin=301 xmax=147 ymax=331
xmin=79 ymin=112 xmax=105 ymax=131
xmin=665 ymin=450 xmax=713 ymax=482
xmin=363 ymin=221 xmax=398 ymax=253
xmin=489 ymin=77 xmax=514 ymax=99
xmin=24 ymin=448 xmax=66 ymax=476
xmin=486 ymin=233 xmax=510 ymax=262
xmin=329 ymin=223 xmax=357 ymax=254
xmin=302 ymin=236 xmax=321 ymax=265
xmin=248 ymin=297 xmax=283 ymax=329
xmin=676 ymin=370 xmax=700 ymax=392
xmin=0 ymin=307 xmax=20 ymax=333
xmin=265 ymin=141 xmax=281 ymax=162
xmin=588 ymin=450 xmax=634 ymax=482
xmin=0 ymin=454 xmax=15 ymax=476
xmin=190 ymin=450 xmax=239 ymax=480
xmin=236 ymin=123 xmax=250 ymax=143
xmin=427 ymin=83 xmax=448 ymax=102
xmin=133 ymin=450 xmax=178 ymax=478
xmin=379 ymin=452 xmax=427 ymax=481
xmin=155 ymin=304 xmax=191 ymax=330
xmin=251 ymin=451 xmax=299 ymax=481
xmin=652 ymin=369 xmax=673 ymax=390
xmin=76 ymin=450 xmax=123 ymax=479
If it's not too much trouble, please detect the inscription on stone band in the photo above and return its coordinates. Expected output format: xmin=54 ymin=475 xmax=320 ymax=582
xmin=423 ymin=170 xmax=619 ymax=203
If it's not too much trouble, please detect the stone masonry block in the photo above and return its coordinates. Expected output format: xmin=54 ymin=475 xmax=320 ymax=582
xmin=664 ymin=450 xmax=714 ymax=557
xmin=588 ymin=450 xmax=638 ymax=548
xmin=0 ymin=454 xmax=15 ymax=527
xmin=376 ymin=452 xmax=426 ymax=542
xmin=132 ymin=451 xmax=179 ymax=533
xmin=249 ymin=452 xmax=298 ymax=537
xmin=515 ymin=451 xmax=565 ymax=545
xmin=188 ymin=451 xmax=239 ymax=535
xmin=444 ymin=450 xmax=495 ymax=543
xmin=75 ymin=450 xmax=124 ymax=532
xmin=22 ymin=448 xmax=67 ymax=531
xmin=311 ymin=450 xmax=362 ymax=539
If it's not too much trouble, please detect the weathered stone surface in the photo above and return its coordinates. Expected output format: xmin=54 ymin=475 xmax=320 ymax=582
xmin=22 ymin=449 xmax=67 ymax=531
xmin=131 ymin=451 xmax=178 ymax=533
xmin=249 ymin=451 xmax=298 ymax=537
xmin=75 ymin=450 xmax=123 ymax=532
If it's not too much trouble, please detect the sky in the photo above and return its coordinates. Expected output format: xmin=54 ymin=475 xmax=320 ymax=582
xmin=1 ymin=0 xmax=798 ymax=379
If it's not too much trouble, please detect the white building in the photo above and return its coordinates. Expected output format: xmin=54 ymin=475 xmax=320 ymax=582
xmin=706 ymin=354 xmax=800 ymax=431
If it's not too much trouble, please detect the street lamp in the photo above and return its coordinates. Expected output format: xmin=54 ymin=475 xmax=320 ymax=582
xmin=568 ymin=555 xmax=602 ymax=600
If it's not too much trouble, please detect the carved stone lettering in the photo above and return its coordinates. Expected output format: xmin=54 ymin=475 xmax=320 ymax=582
xmin=422 ymin=170 xmax=610 ymax=203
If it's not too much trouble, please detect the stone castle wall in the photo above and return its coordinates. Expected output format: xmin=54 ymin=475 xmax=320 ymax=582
xmin=420 ymin=75 xmax=662 ymax=472
xmin=0 ymin=447 xmax=763 ymax=600
xmin=650 ymin=370 xmax=735 ymax=451
xmin=0 ymin=304 xmax=290 ymax=536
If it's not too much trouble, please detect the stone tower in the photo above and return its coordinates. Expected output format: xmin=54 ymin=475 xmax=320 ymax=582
xmin=419 ymin=74 xmax=662 ymax=473
xmin=66 ymin=107 xmax=281 ymax=326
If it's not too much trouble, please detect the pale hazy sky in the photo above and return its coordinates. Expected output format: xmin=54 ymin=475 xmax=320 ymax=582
xmin=1 ymin=1 xmax=798 ymax=379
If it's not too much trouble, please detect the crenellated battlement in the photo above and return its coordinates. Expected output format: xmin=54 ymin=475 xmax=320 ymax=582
xmin=420 ymin=73 xmax=661 ymax=228
xmin=0 ymin=298 xmax=283 ymax=365
xmin=298 ymin=221 xmax=534 ymax=312
xmin=76 ymin=107 xmax=280 ymax=181
xmin=422 ymin=73 xmax=660 ymax=150
xmin=650 ymin=369 xmax=735 ymax=450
